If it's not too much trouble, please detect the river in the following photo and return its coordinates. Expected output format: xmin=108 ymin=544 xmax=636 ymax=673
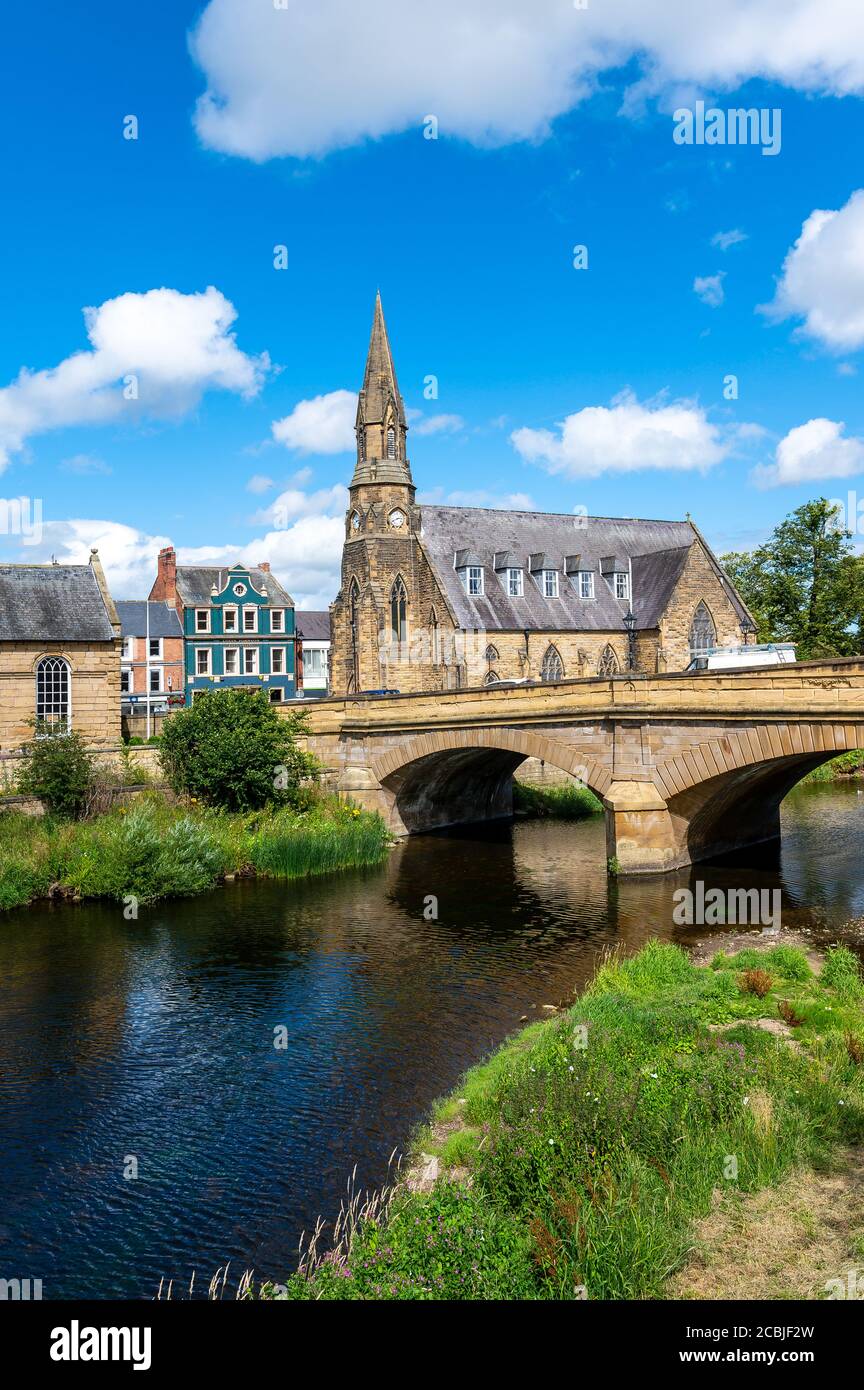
xmin=1 ymin=781 xmax=863 ymax=1299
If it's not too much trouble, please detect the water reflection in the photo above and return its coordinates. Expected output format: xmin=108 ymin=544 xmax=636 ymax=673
xmin=0 ymin=782 xmax=862 ymax=1298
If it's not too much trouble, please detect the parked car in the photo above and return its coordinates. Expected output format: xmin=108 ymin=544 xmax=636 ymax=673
xmin=686 ymin=642 xmax=797 ymax=673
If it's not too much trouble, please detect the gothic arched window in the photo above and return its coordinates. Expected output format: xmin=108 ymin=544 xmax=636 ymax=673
xmin=349 ymin=579 xmax=360 ymax=690
xmin=36 ymin=655 xmax=71 ymax=728
xmin=484 ymin=644 xmax=499 ymax=663
xmin=598 ymin=644 xmax=619 ymax=677
xmin=485 ymin=671 xmax=500 ymax=685
xmin=540 ymin=644 xmax=564 ymax=682
xmin=689 ymin=601 xmax=716 ymax=658
xmin=390 ymin=576 xmax=407 ymax=645
xmin=386 ymin=425 xmax=396 ymax=459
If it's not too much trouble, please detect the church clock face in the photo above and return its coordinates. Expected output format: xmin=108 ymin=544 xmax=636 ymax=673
xmin=389 ymin=509 xmax=405 ymax=529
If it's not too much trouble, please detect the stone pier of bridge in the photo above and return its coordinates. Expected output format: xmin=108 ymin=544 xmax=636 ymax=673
xmin=290 ymin=658 xmax=864 ymax=875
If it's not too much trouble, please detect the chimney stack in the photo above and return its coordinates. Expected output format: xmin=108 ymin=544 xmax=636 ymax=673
xmin=150 ymin=545 xmax=177 ymax=603
xmin=258 ymin=560 xmax=270 ymax=572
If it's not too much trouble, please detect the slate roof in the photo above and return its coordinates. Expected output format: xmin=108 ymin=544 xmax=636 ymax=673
xmin=0 ymin=564 xmax=115 ymax=642
xmin=296 ymin=610 xmax=330 ymax=641
xmin=174 ymin=566 xmax=294 ymax=608
xmin=116 ymin=600 xmax=182 ymax=640
xmin=418 ymin=507 xmax=749 ymax=633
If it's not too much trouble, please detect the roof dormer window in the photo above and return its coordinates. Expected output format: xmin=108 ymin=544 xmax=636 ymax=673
xmin=578 ymin=571 xmax=594 ymax=599
xmin=614 ymin=572 xmax=629 ymax=600
xmin=462 ymin=566 xmax=484 ymax=597
xmin=507 ymin=567 xmax=523 ymax=597
xmin=542 ymin=570 xmax=559 ymax=598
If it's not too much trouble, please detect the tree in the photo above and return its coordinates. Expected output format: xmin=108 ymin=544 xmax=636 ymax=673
xmin=721 ymin=499 xmax=864 ymax=659
xmin=159 ymin=689 xmax=319 ymax=811
xmin=17 ymin=725 xmax=95 ymax=819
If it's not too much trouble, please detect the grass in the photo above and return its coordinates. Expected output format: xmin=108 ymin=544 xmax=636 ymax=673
xmin=801 ymin=749 xmax=864 ymax=783
xmin=0 ymin=792 xmax=390 ymax=911
xmin=268 ymin=939 xmax=864 ymax=1301
xmin=513 ymin=780 xmax=603 ymax=820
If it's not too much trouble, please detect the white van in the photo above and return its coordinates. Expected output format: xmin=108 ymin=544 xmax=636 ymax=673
xmin=686 ymin=642 xmax=797 ymax=673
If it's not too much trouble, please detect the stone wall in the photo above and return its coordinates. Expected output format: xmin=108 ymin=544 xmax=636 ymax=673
xmin=0 ymin=640 xmax=122 ymax=752
xmin=659 ymin=542 xmax=746 ymax=670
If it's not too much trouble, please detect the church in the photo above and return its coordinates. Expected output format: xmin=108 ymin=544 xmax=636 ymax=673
xmin=329 ymin=295 xmax=755 ymax=696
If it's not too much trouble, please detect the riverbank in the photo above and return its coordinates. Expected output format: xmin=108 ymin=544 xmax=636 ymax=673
xmin=0 ymin=792 xmax=390 ymax=912
xmin=274 ymin=937 xmax=864 ymax=1300
xmin=513 ymin=780 xmax=603 ymax=819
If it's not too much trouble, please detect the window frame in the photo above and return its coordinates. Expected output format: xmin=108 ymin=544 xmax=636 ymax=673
xmin=243 ymin=647 xmax=259 ymax=676
xmin=195 ymin=608 xmax=210 ymax=634
xmin=507 ymin=567 xmax=523 ymax=597
xmin=270 ymin=608 xmax=285 ymax=633
xmin=195 ymin=647 xmax=212 ymax=677
xmin=578 ymin=571 xmax=594 ymax=599
xmin=242 ymin=606 xmax=258 ymax=634
xmin=223 ymin=606 xmax=238 ymax=634
xmin=223 ymin=647 xmax=239 ymax=676
xmin=542 ymin=569 xmax=559 ymax=599
xmin=270 ymin=646 xmax=285 ymax=675
xmin=614 ymin=572 xmax=629 ymax=601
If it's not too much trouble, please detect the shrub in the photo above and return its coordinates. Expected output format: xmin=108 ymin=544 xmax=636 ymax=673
xmin=777 ymin=999 xmax=804 ymax=1027
xmin=740 ymin=968 xmax=773 ymax=998
xmin=159 ymin=689 xmax=319 ymax=811
xmin=16 ymin=725 xmax=94 ymax=819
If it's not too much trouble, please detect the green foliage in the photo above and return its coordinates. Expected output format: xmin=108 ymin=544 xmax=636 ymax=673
xmin=0 ymin=793 xmax=390 ymax=912
xmin=822 ymin=945 xmax=864 ymax=1002
xmin=801 ymin=749 xmax=864 ymax=783
xmin=513 ymin=780 xmax=603 ymax=820
xmin=159 ymin=689 xmax=319 ymax=811
xmin=17 ymin=725 xmax=94 ymax=819
xmin=285 ymin=940 xmax=864 ymax=1301
xmin=721 ymin=498 xmax=864 ymax=658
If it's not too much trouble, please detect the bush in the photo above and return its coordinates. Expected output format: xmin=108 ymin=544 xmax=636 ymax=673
xmin=740 ymin=968 xmax=773 ymax=997
xmin=159 ymin=689 xmax=319 ymax=811
xmin=16 ymin=725 xmax=94 ymax=819
xmin=62 ymin=801 xmax=231 ymax=903
xmin=822 ymin=945 xmax=864 ymax=1002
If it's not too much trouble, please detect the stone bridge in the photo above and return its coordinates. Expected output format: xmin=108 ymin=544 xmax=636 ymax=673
xmin=298 ymin=658 xmax=864 ymax=875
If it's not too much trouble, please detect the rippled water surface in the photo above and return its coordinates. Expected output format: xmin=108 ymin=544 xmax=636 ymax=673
xmin=1 ymin=782 xmax=863 ymax=1298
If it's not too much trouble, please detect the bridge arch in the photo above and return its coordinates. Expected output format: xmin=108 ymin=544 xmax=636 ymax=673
xmin=653 ymin=721 xmax=864 ymax=865
xmin=370 ymin=727 xmax=609 ymax=835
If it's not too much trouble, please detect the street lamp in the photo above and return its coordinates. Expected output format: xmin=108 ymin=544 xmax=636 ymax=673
xmin=741 ymin=617 xmax=757 ymax=646
xmin=624 ymin=608 xmax=637 ymax=672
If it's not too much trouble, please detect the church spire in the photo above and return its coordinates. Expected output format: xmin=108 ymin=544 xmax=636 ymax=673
xmin=352 ymin=292 xmax=412 ymax=488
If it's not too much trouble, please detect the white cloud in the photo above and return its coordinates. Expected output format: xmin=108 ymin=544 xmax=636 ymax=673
xmin=412 ymin=413 xmax=465 ymax=437
xmin=763 ymin=190 xmax=864 ymax=352
xmin=1 ymin=478 xmax=348 ymax=608
xmin=752 ymin=418 xmax=864 ymax=487
xmin=711 ymin=229 xmax=748 ymax=251
xmin=511 ymin=391 xmax=731 ymax=478
xmin=0 ymin=287 xmax=267 ymax=471
xmin=246 ymin=473 xmax=274 ymax=493
xmin=693 ymin=272 xmax=726 ymax=307
xmin=190 ymin=0 xmax=864 ymax=161
xmin=272 ymin=389 xmax=357 ymax=453
xmin=60 ymin=453 xmax=112 ymax=476
xmin=418 ymin=486 xmax=535 ymax=509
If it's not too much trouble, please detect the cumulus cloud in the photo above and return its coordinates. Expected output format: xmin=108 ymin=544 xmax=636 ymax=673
xmin=272 ymin=389 xmax=357 ymax=453
xmin=763 ymin=190 xmax=864 ymax=351
xmin=511 ymin=391 xmax=731 ymax=478
xmin=190 ymin=0 xmax=864 ymax=161
xmin=246 ymin=473 xmax=275 ymax=493
xmin=693 ymin=273 xmax=726 ymax=307
xmin=752 ymin=418 xmax=864 ymax=487
xmin=0 ymin=287 xmax=267 ymax=471
xmin=1 ymin=476 xmax=348 ymax=608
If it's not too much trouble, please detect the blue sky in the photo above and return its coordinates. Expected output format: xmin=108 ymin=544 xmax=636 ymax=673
xmin=1 ymin=0 xmax=863 ymax=604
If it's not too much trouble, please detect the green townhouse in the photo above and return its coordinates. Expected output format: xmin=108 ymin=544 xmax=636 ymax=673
xmin=149 ymin=547 xmax=296 ymax=704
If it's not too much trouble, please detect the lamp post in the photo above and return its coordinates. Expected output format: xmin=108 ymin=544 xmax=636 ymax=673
xmin=624 ymin=608 xmax=637 ymax=672
xmin=741 ymin=617 xmax=757 ymax=646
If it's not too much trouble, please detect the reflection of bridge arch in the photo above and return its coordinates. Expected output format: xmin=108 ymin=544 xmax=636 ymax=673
xmin=371 ymin=728 xmax=608 ymax=835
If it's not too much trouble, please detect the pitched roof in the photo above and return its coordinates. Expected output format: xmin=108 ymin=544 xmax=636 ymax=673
xmin=174 ymin=566 xmax=294 ymax=608
xmin=0 ymin=564 xmax=115 ymax=642
xmin=296 ymin=610 xmax=330 ymax=641
xmin=418 ymin=507 xmax=704 ymax=632
xmin=116 ymin=600 xmax=182 ymax=639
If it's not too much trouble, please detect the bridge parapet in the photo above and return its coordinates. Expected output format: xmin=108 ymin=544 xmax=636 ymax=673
xmin=289 ymin=659 xmax=864 ymax=873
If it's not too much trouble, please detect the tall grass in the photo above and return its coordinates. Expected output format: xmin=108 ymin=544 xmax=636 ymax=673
xmin=513 ymin=780 xmax=603 ymax=820
xmin=0 ymin=793 xmax=390 ymax=911
xmin=275 ymin=939 xmax=864 ymax=1301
